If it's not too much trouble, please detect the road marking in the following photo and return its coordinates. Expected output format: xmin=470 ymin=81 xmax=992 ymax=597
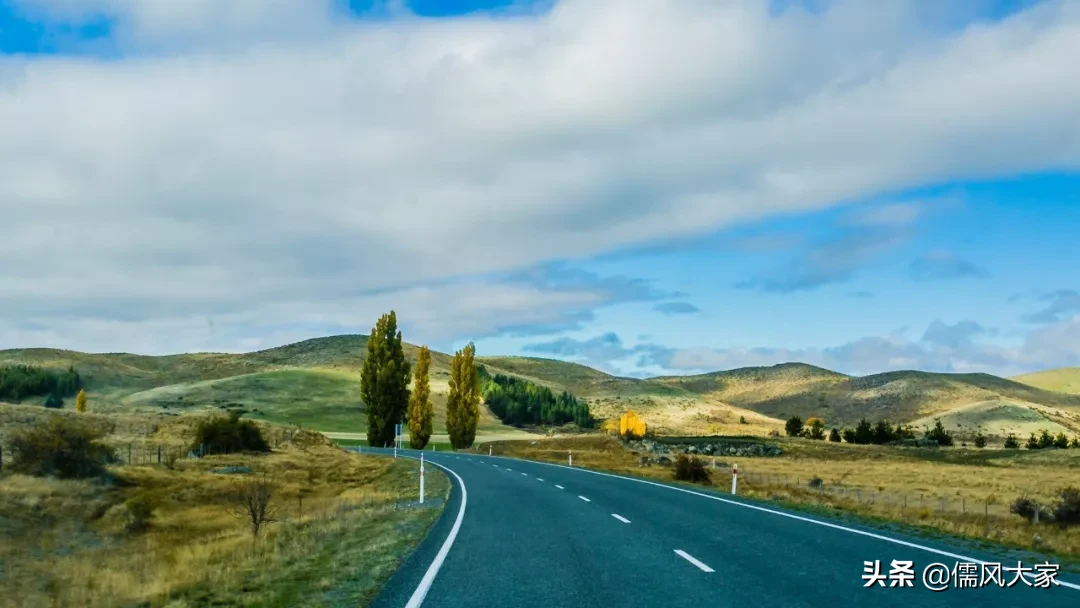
xmin=492 ymin=464 xmax=499 ymax=468
xmin=555 ymin=485 xmax=564 ymax=490
xmin=536 ymin=478 xmax=544 ymax=482
xmin=402 ymin=458 xmax=467 ymax=608
xmin=675 ymin=550 xmax=714 ymax=573
xmin=479 ymin=454 xmax=1080 ymax=592
xmin=520 ymin=472 xmax=528 ymax=476
xmin=611 ymin=513 xmax=631 ymax=524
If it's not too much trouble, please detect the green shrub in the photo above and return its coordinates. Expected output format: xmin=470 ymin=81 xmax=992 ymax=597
xmin=739 ymin=416 xmax=747 ymax=425
xmin=191 ymin=412 xmax=270 ymax=455
xmin=973 ymin=432 xmax=986 ymax=448
xmin=124 ymin=496 xmax=154 ymax=533
xmin=1003 ymin=434 xmax=1019 ymax=449
xmin=8 ymin=415 xmax=115 ymax=478
xmin=1037 ymin=430 xmax=1055 ymax=449
xmin=841 ymin=428 xmax=856 ymax=443
xmin=828 ymin=428 xmax=841 ymax=442
xmin=807 ymin=419 xmax=826 ymax=440
xmin=44 ymin=392 xmax=64 ymax=409
xmin=784 ymin=416 xmax=803 ymax=437
xmin=1010 ymin=496 xmax=1039 ymax=522
xmin=672 ymin=455 xmax=711 ymax=485
xmin=1025 ymin=433 xmax=1040 ymax=450
xmin=1071 ymin=437 xmax=1080 ymax=449
xmin=1053 ymin=433 xmax=1069 ymax=449
xmin=1051 ymin=487 xmax=1080 ymax=527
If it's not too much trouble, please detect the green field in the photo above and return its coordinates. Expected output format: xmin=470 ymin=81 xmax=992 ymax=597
xmin=1014 ymin=367 xmax=1080 ymax=395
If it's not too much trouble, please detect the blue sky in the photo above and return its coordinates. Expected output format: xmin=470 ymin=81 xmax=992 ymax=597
xmin=1 ymin=0 xmax=1078 ymax=377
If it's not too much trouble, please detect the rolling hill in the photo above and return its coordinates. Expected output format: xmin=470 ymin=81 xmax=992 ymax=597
xmin=3 ymin=335 xmax=1080 ymax=439
xmin=1013 ymin=367 xmax=1080 ymax=395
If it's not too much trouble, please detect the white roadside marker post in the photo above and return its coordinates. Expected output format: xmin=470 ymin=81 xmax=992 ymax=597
xmin=569 ymin=450 xmax=573 ymax=467
xmin=394 ymin=444 xmax=398 ymax=459
xmin=731 ymin=463 xmax=738 ymax=496
xmin=420 ymin=453 xmax=425 ymax=504
xmin=489 ymin=445 xmax=492 ymax=456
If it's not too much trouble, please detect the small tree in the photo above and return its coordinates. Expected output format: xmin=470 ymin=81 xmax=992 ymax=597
xmin=924 ymin=419 xmax=954 ymax=446
xmin=44 ymin=392 xmax=64 ymax=409
xmin=841 ymin=428 xmax=856 ymax=443
xmin=1025 ymin=433 xmax=1040 ymax=450
xmin=872 ymin=420 xmax=895 ymax=444
xmin=853 ymin=419 xmax=874 ymax=444
xmin=407 ymin=346 xmax=434 ymax=450
xmin=1071 ymin=437 xmax=1080 ymax=449
xmin=828 ymin=428 xmax=841 ymax=442
xmin=1003 ymin=433 xmax=1020 ymax=449
xmin=1053 ymin=432 xmax=1069 ymax=449
xmin=673 ymin=455 xmax=711 ymax=484
xmin=8 ymin=416 xmax=115 ymax=478
xmin=807 ymin=418 xmax=826 ymax=440
xmin=784 ymin=416 xmax=803 ymax=437
xmin=75 ymin=389 xmax=88 ymax=413
xmin=973 ymin=432 xmax=987 ymax=448
xmin=619 ymin=410 xmax=647 ymax=440
xmin=231 ymin=476 xmax=278 ymax=537
xmin=446 ymin=343 xmax=479 ymax=449
xmin=1052 ymin=487 xmax=1080 ymax=527
xmin=1037 ymin=429 xmax=1054 ymax=449
xmin=739 ymin=415 xmax=747 ymax=425
xmin=192 ymin=412 xmax=269 ymax=455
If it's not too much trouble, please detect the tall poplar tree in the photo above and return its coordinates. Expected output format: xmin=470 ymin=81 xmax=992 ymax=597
xmin=75 ymin=389 xmax=88 ymax=413
xmin=446 ymin=342 xmax=480 ymax=449
xmin=407 ymin=346 xmax=433 ymax=449
xmin=360 ymin=311 xmax=411 ymax=447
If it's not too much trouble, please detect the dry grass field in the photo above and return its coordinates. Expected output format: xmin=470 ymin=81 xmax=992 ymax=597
xmin=0 ymin=406 xmax=447 ymax=607
xmin=476 ymin=434 xmax=1080 ymax=566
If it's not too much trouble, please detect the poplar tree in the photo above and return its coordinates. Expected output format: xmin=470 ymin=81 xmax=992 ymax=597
xmin=446 ymin=342 xmax=480 ymax=449
xmin=360 ymin=311 xmax=411 ymax=447
xmin=75 ymin=389 xmax=88 ymax=413
xmin=407 ymin=346 xmax=433 ymax=449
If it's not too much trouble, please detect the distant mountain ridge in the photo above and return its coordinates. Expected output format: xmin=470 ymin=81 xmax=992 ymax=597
xmin=3 ymin=335 xmax=1079 ymax=437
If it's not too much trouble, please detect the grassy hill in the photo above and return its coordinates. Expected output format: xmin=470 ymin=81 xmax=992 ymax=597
xmin=0 ymin=336 xmax=509 ymax=436
xmin=1013 ymin=367 xmax=1080 ymax=395
xmin=4 ymin=335 xmax=1080 ymax=439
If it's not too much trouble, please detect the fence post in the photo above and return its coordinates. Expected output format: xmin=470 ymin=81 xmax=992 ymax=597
xmin=128 ymin=444 xmax=132 ymax=465
xmin=157 ymin=446 xmax=162 ymax=464
xmin=1034 ymin=503 xmax=1040 ymax=524
xmin=904 ymin=494 xmax=907 ymax=508
xmin=984 ymin=500 xmax=988 ymax=517
xmin=962 ymin=497 xmax=966 ymax=514
xmin=420 ymin=453 xmax=425 ymax=505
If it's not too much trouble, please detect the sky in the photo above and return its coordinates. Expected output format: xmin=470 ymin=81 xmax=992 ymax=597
xmin=1 ymin=0 xmax=1078 ymax=378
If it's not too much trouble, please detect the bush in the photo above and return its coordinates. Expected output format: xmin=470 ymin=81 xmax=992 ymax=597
xmin=1051 ymin=487 xmax=1080 ymax=527
xmin=7 ymin=416 xmax=116 ymax=478
xmin=808 ymin=476 xmax=823 ymax=489
xmin=807 ymin=419 xmax=826 ymax=440
xmin=841 ymin=428 xmax=856 ymax=443
xmin=44 ymin=392 xmax=64 ymax=409
xmin=739 ymin=416 xmax=747 ymax=425
xmin=1037 ymin=430 xmax=1055 ymax=449
xmin=672 ymin=455 xmax=711 ymax=485
xmin=1003 ymin=434 xmax=1020 ymax=449
xmin=192 ymin=412 xmax=270 ymax=455
xmin=1025 ymin=433 xmax=1040 ymax=450
xmin=1053 ymin=433 xmax=1069 ymax=449
xmin=1072 ymin=437 xmax=1080 ymax=449
xmin=853 ymin=419 xmax=874 ymax=444
xmin=784 ymin=416 xmax=803 ymax=437
xmin=973 ymin=432 xmax=986 ymax=448
xmin=1010 ymin=496 xmax=1039 ymax=522
xmin=828 ymin=428 xmax=841 ymax=442
xmin=124 ymin=496 xmax=154 ymax=534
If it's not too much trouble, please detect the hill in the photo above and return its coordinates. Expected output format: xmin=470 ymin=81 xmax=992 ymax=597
xmin=4 ymin=336 xmax=1080 ymax=438
xmin=0 ymin=336 xmax=510 ymax=437
xmin=1013 ymin=367 xmax=1080 ymax=395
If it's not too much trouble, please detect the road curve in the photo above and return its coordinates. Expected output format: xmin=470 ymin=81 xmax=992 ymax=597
xmin=362 ymin=448 xmax=1079 ymax=608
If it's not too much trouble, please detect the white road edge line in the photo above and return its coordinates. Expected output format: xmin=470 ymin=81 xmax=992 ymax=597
xmin=555 ymin=485 xmax=564 ymax=490
xmin=521 ymin=472 xmax=528 ymax=476
xmin=537 ymin=478 xmax=544 ymax=482
xmin=611 ymin=513 xmax=631 ymax=524
xmin=578 ymin=495 xmax=591 ymax=502
xmin=481 ymin=454 xmax=1080 ymax=592
xmin=675 ymin=549 xmax=714 ymax=573
xmin=403 ymin=458 xmax=467 ymax=608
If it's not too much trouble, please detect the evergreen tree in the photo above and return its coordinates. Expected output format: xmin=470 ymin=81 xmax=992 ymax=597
xmin=1003 ymin=433 xmax=1019 ymax=449
xmin=44 ymin=392 xmax=64 ymax=408
xmin=807 ymin=418 xmax=826 ymax=440
xmin=973 ymin=431 xmax=986 ymax=448
xmin=841 ymin=428 xmax=857 ymax=443
xmin=407 ymin=346 xmax=434 ymax=449
xmin=828 ymin=428 xmax=841 ymax=442
xmin=1052 ymin=431 xmax=1069 ymax=449
xmin=1037 ymin=429 xmax=1054 ymax=449
xmin=784 ymin=416 xmax=803 ymax=437
xmin=360 ymin=311 xmax=411 ymax=447
xmin=924 ymin=418 xmax=954 ymax=446
xmin=447 ymin=343 xmax=480 ymax=449
xmin=853 ymin=419 xmax=874 ymax=444
xmin=872 ymin=420 xmax=895 ymax=444
xmin=1070 ymin=436 xmax=1080 ymax=449
xmin=75 ymin=389 xmax=88 ymax=413
xmin=1025 ymin=433 xmax=1040 ymax=450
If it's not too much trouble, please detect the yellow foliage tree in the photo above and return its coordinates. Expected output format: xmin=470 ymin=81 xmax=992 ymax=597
xmin=805 ymin=417 xmax=824 ymax=428
xmin=75 ymin=389 xmax=88 ymax=413
xmin=600 ymin=418 xmax=620 ymax=435
xmin=619 ymin=410 xmax=647 ymax=439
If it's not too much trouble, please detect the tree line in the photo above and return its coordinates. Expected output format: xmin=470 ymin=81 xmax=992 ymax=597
xmin=0 ymin=365 xmax=81 ymax=403
xmin=786 ymin=415 xmax=954 ymax=446
xmin=477 ymin=366 xmax=594 ymax=429
xmin=360 ymin=311 xmax=480 ymax=450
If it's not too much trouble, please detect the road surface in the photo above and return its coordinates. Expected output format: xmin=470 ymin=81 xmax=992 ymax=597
xmin=359 ymin=447 xmax=1079 ymax=607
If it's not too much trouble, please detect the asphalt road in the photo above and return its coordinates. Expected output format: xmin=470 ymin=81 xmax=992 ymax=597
xmin=361 ymin=447 xmax=1079 ymax=608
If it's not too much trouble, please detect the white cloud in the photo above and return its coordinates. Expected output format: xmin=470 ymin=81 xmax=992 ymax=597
xmin=3 ymin=0 xmax=1080 ymax=352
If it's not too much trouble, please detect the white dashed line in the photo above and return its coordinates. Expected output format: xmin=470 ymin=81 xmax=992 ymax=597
xmin=611 ymin=514 xmax=631 ymax=524
xmin=536 ymin=478 xmax=544 ymax=482
xmin=674 ymin=550 xmax=714 ymax=573
xmin=521 ymin=472 xmax=528 ymax=476
xmin=578 ymin=495 xmax=591 ymax=502
xmin=555 ymin=485 xmax=564 ymax=490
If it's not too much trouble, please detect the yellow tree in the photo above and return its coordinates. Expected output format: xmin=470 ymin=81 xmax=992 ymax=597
xmin=619 ymin=410 xmax=647 ymax=439
xmin=407 ymin=346 xmax=434 ymax=449
xmin=75 ymin=389 xmax=88 ymax=413
xmin=446 ymin=343 xmax=480 ymax=449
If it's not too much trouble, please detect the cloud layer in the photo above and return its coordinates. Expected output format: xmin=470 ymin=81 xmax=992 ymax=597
xmin=3 ymin=0 xmax=1080 ymax=354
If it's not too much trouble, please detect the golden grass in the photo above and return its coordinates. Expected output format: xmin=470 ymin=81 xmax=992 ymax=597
xmin=0 ymin=414 xmax=448 ymax=607
xmin=476 ymin=434 xmax=1080 ymax=564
